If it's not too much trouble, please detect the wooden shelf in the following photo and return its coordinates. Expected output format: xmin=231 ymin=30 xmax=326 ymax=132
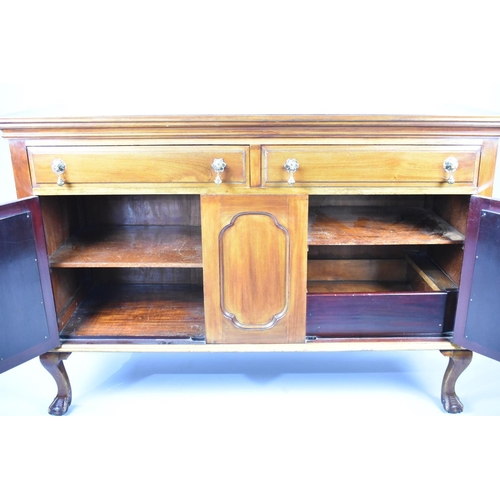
xmin=307 ymin=254 xmax=457 ymax=294
xmin=308 ymin=207 xmax=465 ymax=246
xmin=60 ymin=284 xmax=205 ymax=338
xmin=50 ymin=226 xmax=202 ymax=268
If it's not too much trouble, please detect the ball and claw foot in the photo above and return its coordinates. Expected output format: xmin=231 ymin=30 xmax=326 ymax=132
xmin=440 ymin=350 xmax=472 ymax=414
xmin=40 ymin=352 xmax=72 ymax=416
xmin=48 ymin=393 xmax=72 ymax=416
xmin=441 ymin=393 xmax=464 ymax=414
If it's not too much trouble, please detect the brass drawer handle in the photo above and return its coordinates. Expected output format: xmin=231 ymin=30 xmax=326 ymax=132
xmin=284 ymin=158 xmax=299 ymax=185
xmin=51 ymin=158 xmax=66 ymax=186
xmin=211 ymin=158 xmax=226 ymax=185
xmin=443 ymin=157 xmax=459 ymax=184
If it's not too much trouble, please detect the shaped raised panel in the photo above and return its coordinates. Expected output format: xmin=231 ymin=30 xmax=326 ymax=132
xmin=220 ymin=211 xmax=289 ymax=329
xmin=202 ymin=195 xmax=307 ymax=344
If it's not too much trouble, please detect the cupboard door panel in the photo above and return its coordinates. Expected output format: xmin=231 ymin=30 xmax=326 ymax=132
xmin=454 ymin=196 xmax=500 ymax=360
xmin=202 ymin=195 xmax=307 ymax=344
xmin=220 ymin=212 xmax=288 ymax=329
xmin=0 ymin=198 xmax=59 ymax=373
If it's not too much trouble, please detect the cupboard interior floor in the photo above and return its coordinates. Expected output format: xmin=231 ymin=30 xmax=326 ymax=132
xmin=60 ymin=284 xmax=205 ymax=340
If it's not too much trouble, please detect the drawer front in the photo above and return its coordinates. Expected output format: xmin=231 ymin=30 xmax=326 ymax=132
xmin=262 ymin=145 xmax=481 ymax=187
xmin=28 ymin=145 xmax=249 ymax=189
xmin=306 ymin=292 xmax=449 ymax=337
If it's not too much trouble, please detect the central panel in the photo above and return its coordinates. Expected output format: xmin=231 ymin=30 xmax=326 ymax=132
xmin=220 ymin=212 xmax=289 ymax=329
xmin=202 ymin=195 xmax=308 ymax=344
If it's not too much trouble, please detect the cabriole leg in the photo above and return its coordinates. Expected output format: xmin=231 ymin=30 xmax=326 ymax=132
xmin=40 ymin=352 xmax=72 ymax=416
xmin=440 ymin=350 xmax=472 ymax=414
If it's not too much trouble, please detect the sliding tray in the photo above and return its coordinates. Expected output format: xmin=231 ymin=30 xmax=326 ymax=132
xmin=306 ymin=253 xmax=458 ymax=338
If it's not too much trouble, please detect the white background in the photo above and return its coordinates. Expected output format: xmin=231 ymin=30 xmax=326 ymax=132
xmin=1 ymin=1 xmax=500 ymax=498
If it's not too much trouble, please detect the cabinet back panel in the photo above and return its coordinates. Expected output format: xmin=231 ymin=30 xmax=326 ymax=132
xmin=309 ymin=195 xmax=429 ymax=208
xmin=80 ymin=195 xmax=201 ymax=226
xmin=307 ymin=259 xmax=408 ymax=282
xmin=308 ymin=245 xmax=428 ymax=260
xmin=92 ymin=268 xmax=203 ymax=285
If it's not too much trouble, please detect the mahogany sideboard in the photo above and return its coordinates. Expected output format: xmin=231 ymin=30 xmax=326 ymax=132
xmin=1 ymin=115 xmax=500 ymax=415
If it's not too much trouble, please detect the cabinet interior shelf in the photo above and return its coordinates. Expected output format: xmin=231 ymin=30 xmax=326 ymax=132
xmin=308 ymin=207 xmax=465 ymax=245
xmin=49 ymin=225 xmax=202 ymax=268
xmin=60 ymin=284 xmax=205 ymax=339
xmin=307 ymin=254 xmax=457 ymax=294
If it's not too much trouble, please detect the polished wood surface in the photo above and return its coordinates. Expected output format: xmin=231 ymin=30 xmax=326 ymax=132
xmin=307 ymin=258 xmax=407 ymax=282
xmin=1 ymin=115 xmax=495 ymax=350
xmin=60 ymin=284 xmax=205 ymax=338
xmin=2 ymin=116 xmax=496 ymax=197
xmin=2 ymin=115 xmax=500 ymax=414
xmin=40 ymin=194 xmax=203 ymax=329
xmin=307 ymin=254 xmax=453 ymax=293
xmin=406 ymin=253 xmax=457 ymax=291
xmin=220 ymin=213 xmax=287 ymax=328
xmin=308 ymin=281 xmax=413 ymax=293
xmin=39 ymin=352 xmax=72 ymax=416
xmin=262 ymin=144 xmax=480 ymax=187
xmin=424 ymin=200 xmax=466 ymax=323
xmin=2 ymin=115 xmax=500 ymax=139
xmin=202 ymin=195 xmax=308 ymax=344
xmin=49 ymin=226 xmax=202 ymax=268
xmin=53 ymin=339 xmax=461 ymax=353
xmin=307 ymin=254 xmax=457 ymax=294
xmin=308 ymin=206 xmax=465 ymax=245
xmin=81 ymin=195 xmax=201 ymax=226
xmin=29 ymin=145 xmax=249 ymax=189
xmin=440 ymin=350 xmax=473 ymax=413
xmin=476 ymin=139 xmax=498 ymax=196
xmin=9 ymin=141 xmax=33 ymax=198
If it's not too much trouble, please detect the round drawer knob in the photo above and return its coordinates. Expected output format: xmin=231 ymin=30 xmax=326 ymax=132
xmin=443 ymin=157 xmax=459 ymax=184
xmin=284 ymin=158 xmax=299 ymax=185
xmin=211 ymin=158 xmax=227 ymax=185
xmin=51 ymin=158 xmax=66 ymax=186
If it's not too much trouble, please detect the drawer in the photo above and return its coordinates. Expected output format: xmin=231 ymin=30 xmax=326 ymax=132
xmin=306 ymin=254 xmax=457 ymax=337
xmin=28 ymin=145 xmax=249 ymax=190
xmin=262 ymin=145 xmax=481 ymax=187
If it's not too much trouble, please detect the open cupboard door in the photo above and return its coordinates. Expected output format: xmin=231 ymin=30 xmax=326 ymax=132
xmin=0 ymin=197 xmax=60 ymax=373
xmin=454 ymin=196 xmax=500 ymax=361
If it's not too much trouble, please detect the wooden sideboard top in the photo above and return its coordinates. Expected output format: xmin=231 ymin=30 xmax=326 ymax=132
xmin=2 ymin=115 xmax=500 ymax=139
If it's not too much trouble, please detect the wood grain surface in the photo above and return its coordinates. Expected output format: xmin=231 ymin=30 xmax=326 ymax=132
xmin=60 ymin=284 xmax=205 ymax=338
xmin=49 ymin=226 xmax=202 ymax=268
xmin=308 ymin=206 xmax=465 ymax=245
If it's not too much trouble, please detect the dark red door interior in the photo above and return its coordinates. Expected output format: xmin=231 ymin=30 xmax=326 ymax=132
xmin=0 ymin=197 xmax=59 ymax=373
xmin=454 ymin=195 xmax=500 ymax=361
